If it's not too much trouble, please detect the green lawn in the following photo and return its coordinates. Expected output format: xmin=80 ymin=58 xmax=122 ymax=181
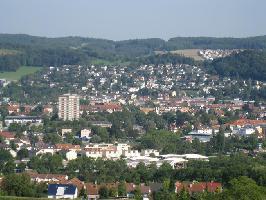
xmin=0 ymin=66 xmax=42 ymax=81
xmin=0 ymin=197 xmax=51 ymax=200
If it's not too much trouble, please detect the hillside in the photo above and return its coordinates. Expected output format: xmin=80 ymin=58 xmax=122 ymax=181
xmin=1 ymin=34 xmax=266 ymax=72
xmin=167 ymin=36 xmax=266 ymax=50
xmin=206 ymin=50 xmax=266 ymax=81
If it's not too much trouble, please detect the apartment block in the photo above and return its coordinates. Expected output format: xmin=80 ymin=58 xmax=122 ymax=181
xmin=58 ymin=94 xmax=80 ymax=121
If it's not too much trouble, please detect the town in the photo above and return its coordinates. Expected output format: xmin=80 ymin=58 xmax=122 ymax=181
xmin=0 ymin=53 xmax=266 ymax=199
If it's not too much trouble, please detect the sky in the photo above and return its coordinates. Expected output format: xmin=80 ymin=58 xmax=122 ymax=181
xmin=0 ymin=0 xmax=266 ymax=41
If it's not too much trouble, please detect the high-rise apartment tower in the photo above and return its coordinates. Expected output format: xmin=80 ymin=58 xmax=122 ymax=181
xmin=58 ymin=94 xmax=80 ymax=121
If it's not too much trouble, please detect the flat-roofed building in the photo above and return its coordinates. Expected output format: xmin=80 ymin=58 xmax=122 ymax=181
xmin=58 ymin=94 xmax=80 ymax=121
xmin=4 ymin=115 xmax=42 ymax=126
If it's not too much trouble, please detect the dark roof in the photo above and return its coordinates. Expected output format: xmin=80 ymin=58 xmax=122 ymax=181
xmin=48 ymin=184 xmax=77 ymax=196
xmin=149 ymin=182 xmax=163 ymax=193
xmin=89 ymin=121 xmax=112 ymax=125
xmin=5 ymin=115 xmax=41 ymax=120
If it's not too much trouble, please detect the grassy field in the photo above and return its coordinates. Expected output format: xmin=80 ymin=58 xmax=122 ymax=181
xmin=170 ymin=49 xmax=204 ymax=61
xmin=0 ymin=66 xmax=42 ymax=81
xmin=0 ymin=197 xmax=50 ymax=200
xmin=155 ymin=49 xmax=204 ymax=61
xmin=0 ymin=49 xmax=21 ymax=56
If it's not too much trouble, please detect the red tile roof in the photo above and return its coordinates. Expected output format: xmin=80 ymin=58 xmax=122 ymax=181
xmin=81 ymin=103 xmax=122 ymax=112
xmin=126 ymin=183 xmax=150 ymax=194
xmin=28 ymin=172 xmax=68 ymax=182
xmin=85 ymin=183 xmax=99 ymax=195
xmin=55 ymin=144 xmax=81 ymax=151
xmin=59 ymin=178 xmax=84 ymax=192
xmin=0 ymin=131 xmax=15 ymax=139
xmin=175 ymin=181 xmax=222 ymax=193
xmin=227 ymin=119 xmax=266 ymax=126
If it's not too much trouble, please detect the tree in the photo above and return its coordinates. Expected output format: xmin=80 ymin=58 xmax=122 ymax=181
xmin=28 ymin=153 xmax=63 ymax=173
xmin=109 ymin=187 xmax=118 ymax=197
xmin=134 ymin=186 xmax=142 ymax=200
xmin=118 ymin=182 xmax=127 ymax=197
xmin=2 ymin=173 xmax=35 ymax=197
xmin=154 ymin=164 xmax=174 ymax=182
xmin=92 ymin=126 xmax=109 ymax=142
xmin=65 ymin=132 xmax=74 ymax=143
xmin=43 ymin=133 xmax=61 ymax=144
xmin=177 ymin=187 xmax=190 ymax=200
xmin=9 ymin=140 xmax=17 ymax=151
xmin=0 ymin=136 xmax=4 ymax=143
xmin=79 ymin=186 xmax=87 ymax=199
xmin=176 ymin=111 xmax=192 ymax=126
xmin=2 ymin=161 xmax=15 ymax=174
xmin=220 ymin=176 xmax=266 ymax=200
xmin=29 ymin=133 xmax=39 ymax=146
xmin=154 ymin=179 xmax=178 ymax=200
xmin=99 ymin=186 xmax=109 ymax=198
xmin=17 ymin=148 xmax=29 ymax=160
xmin=0 ymin=149 xmax=13 ymax=173
xmin=17 ymin=162 xmax=26 ymax=172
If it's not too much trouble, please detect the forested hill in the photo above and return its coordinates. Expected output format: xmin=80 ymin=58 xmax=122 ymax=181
xmin=1 ymin=34 xmax=266 ymax=72
xmin=167 ymin=35 xmax=266 ymax=50
xmin=1 ymin=34 xmax=266 ymax=50
xmin=206 ymin=50 xmax=266 ymax=81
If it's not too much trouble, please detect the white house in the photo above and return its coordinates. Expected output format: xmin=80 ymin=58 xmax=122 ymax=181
xmin=85 ymin=150 xmax=103 ymax=159
xmin=66 ymin=151 xmax=77 ymax=161
xmin=140 ymin=149 xmax=159 ymax=157
xmin=80 ymin=128 xmax=91 ymax=139
xmin=4 ymin=116 xmax=42 ymax=126
xmin=122 ymin=150 xmax=141 ymax=158
xmin=48 ymin=184 xmax=77 ymax=199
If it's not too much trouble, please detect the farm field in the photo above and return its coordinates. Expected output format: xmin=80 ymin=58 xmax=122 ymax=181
xmin=0 ymin=66 xmax=42 ymax=81
xmin=0 ymin=49 xmax=20 ymax=55
xmin=170 ymin=49 xmax=204 ymax=61
xmin=155 ymin=49 xmax=204 ymax=61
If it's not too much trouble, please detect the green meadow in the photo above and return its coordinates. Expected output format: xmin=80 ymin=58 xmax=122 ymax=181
xmin=0 ymin=66 xmax=42 ymax=81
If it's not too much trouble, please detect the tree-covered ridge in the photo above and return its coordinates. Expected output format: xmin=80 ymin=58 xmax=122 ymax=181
xmin=1 ymin=34 xmax=266 ymax=50
xmin=206 ymin=50 xmax=266 ymax=81
xmin=168 ymin=35 xmax=266 ymax=50
xmin=1 ymin=34 xmax=266 ymax=72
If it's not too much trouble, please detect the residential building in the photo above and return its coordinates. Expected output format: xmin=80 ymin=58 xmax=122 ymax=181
xmin=80 ymin=128 xmax=91 ymax=139
xmin=4 ymin=116 xmax=42 ymax=126
xmin=175 ymin=181 xmax=222 ymax=194
xmin=28 ymin=172 xmax=68 ymax=183
xmin=58 ymin=94 xmax=80 ymax=121
xmin=48 ymin=184 xmax=78 ymax=199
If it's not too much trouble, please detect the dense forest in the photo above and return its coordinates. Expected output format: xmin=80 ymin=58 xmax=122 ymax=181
xmin=167 ymin=36 xmax=266 ymax=50
xmin=206 ymin=50 xmax=266 ymax=81
xmin=1 ymin=34 xmax=266 ymax=72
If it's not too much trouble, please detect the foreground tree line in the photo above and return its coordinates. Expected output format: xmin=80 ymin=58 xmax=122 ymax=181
xmin=1 ymin=149 xmax=266 ymax=199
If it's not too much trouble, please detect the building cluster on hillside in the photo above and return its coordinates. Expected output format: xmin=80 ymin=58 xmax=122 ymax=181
xmin=1 ymin=92 xmax=266 ymax=145
xmin=198 ymin=49 xmax=241 ymax=60
xmin=2 ymin=63 xmax=264 ymax=106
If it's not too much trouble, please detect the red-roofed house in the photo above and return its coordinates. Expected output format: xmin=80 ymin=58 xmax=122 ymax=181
xmin=7 ymin=104 xmax=20 ymax=114
xmin=55 ymin=144 xmax=81 ymax=151
xmin=0 ymin=131 xmax=15 ymax=143
xmin=28 ymin=172 xmax=68 ymax=183
xmin=86 ymin=183 xmax=99 ymax=200
xmin=227 ymin=119 xmax=266 ymax=128
xmin=175 ymin=181 xmax=222 ymax=194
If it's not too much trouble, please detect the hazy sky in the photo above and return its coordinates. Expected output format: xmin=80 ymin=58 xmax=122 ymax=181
xmin=0 ymin=0 xmax=266 ymax=40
